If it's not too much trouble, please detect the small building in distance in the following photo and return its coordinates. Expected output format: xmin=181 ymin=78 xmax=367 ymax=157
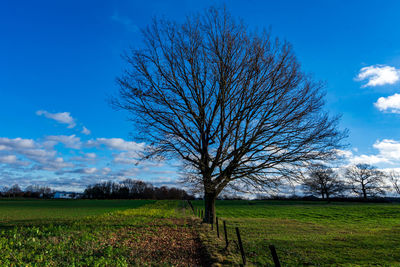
xmin=53 ymin=191 xmax=81 ymax=199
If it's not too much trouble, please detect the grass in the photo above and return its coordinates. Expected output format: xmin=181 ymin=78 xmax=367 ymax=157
xmin=0 ymin=199 xmax=154 ymax=223
xmin=193 ymin=200 xmax=400 ymax=266
xmin=0 ymin=199 xmax=202 ymax=266
xmin=2 ymin=198 xmax=399 ymax=266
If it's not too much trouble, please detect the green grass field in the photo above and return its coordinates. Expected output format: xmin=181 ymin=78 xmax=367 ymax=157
xmin=1 ymin=199 xmax=399 ymax=266
xmin=0 ymin=199 xmax=203 ymax=266
xmin=193 ymin=200 xmax=400 ymax=266
xmin=0 ymin=199 xmax=154 ymax=223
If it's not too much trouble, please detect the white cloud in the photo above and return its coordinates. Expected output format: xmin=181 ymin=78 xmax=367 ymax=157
xmin=356 ymin=65 xmax=400 ymax=87
xmin=374 ymin=93 xmax=400 ymax=113
xmin=101 ymin=167 xmax=111 ymax=175
xmin=81 ymin=126 xmax=91 ymax=135
xmin=0 ymin=137 xmax=72 ymax=170
xmin=36 ymin=110 xmax=76 ymax=128
xmin=70 ymin=152 xmax=97 ymax=162
xmin=345 ymin=139 xmax=400 ymax=166
xmin=85 ymin=153 xmax=96 ymax=159
xmin=0 ymin=134 xmax=179 ymax=191
xmin=45 ymin=135 xmax=82 ymax=149
xmin=373 ymin=139 xmax=400 ymax=160
xmin=87 ymin=138 xmax=145 ymax=151
xmin=0 ymin=137 xmax=35 ymax=150
xmin=83 ymin=167 xmax=97 ymax=174
xmin=349 ymin=154 xmax=390 ymax=165
xmin=0 ymin=155 xmax=18 ymax=164
xmin=113 ymin=151 xmax=140 ymax=165
xmin=56 ymin=167 xmax=97 ymax=175
xmin=334 ymin=149 xmax=353 ymax=159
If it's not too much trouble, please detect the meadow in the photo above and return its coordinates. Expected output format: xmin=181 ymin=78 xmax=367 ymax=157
xmin=1 ymin=199 xmax=399 ymax=266
xmin=0 ymin=199 xmax=204 ymax=266
xmin=193 ymin=200 xmax=400 ymax=266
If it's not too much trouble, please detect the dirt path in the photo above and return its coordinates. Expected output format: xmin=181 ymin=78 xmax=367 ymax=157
xmin=110 ymin=217 xmax=212 ymax=266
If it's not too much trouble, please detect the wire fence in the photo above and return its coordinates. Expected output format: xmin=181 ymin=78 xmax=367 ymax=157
xmin=186 ymin=200 xmax=281 ymax=267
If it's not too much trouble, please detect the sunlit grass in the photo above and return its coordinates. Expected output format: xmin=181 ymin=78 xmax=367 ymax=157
xmin=0 ymin=199 xmax=183 ymax=266
xmin=193 ymin=200 xmax=400 ymax=266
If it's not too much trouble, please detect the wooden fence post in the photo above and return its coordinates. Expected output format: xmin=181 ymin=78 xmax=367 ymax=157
xmin=216 ymin=217 xmax=220 ymax=238
xmin=269 ymin=245 xmax=281 ymax=267
xmin=235 ymin=227 xmax=246 ymax=266
xmin=223 ymin=220 xmax=229 ymax=249
xmin=186 ymin=200 xmax=195 ymax=215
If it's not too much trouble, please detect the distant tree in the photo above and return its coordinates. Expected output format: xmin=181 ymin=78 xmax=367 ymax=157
xmin=121 ymin=179 xmax=151 ymax=198
xmin=387 ymin=170 xmax=400 ymax=195
xmin=113 ymin=6 xmax=346 ymax=223
xmin=345 ymin=164 xmax=386 ymax=199
xmin=0 ymin=186 xmax=9 ymax=196
xmin=83 ymin=179 xmax=193 ymax=200
xmin=7 ymin=184 xmax=22 ymax=198
xmin=25 ymin=185 xmax=53 ymax=198
xmin=302 ymin=164 xmax=346 ymax=200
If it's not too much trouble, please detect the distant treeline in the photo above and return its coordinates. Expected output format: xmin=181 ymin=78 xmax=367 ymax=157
xmin=83 ymin=179 xmax=194 ymax=200
xmin=0 ymin=180 xmax=195 ymax=200
xmin=0 ymin=184 xmax=53 ymax=198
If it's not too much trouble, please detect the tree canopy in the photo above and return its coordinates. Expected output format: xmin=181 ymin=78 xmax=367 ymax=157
xmin=114 ymin=7 xmax=346 ymax=222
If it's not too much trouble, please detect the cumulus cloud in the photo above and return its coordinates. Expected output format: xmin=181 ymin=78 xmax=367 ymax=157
xmin=374 ymin=93 xmax=400 ymax=113
xmin=0 ymin=155 xmax=18 ymax=164
xmin=101 ymin=167 xmax=111 ymax=175
xmin=45 ymin=135 xmax=82 ymax=149
xmin=356 ymin=65 xmax=400 ymax=87
xmin=0 ymin=137 xmax=35 ymax=150
xmin=0 ymin=135 xmax=178 ymax=191
xmin=87 ymin=138 xmax=145 ymax=151
xmin=81 ymin=126 xmax=91 ymax=135
xmin=349 ymin=154 xmax=390 ymax=165
xmin=113 ymin=151 xmax=140 ymax=165
xmin=373 ymin=139 xmax=400 ymax=160
xmin=36 ymin=110 xmax=76 ymax=128
xmin=57 ymin=167 xmax=98 ymax=175
xmin=334 ymin=149 xmax=353 ymax=159
xmin=340 ymin=139 xmax=400 ymax=166
xmin=85 ymin=153 xmax=96 ymax=159
xmin=70 ymin=152 xmax=97 ymax=162
xmin=0 ymin=137 xmax=72 ymax=170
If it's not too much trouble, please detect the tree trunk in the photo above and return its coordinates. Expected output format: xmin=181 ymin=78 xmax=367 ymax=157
xmin=204 ymin=192 xmax=216 ymax=224
xmin=362 ymin=184 xmax=367 ymax=199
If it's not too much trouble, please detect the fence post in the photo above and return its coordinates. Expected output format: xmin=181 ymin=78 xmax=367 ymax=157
xmin=186 ymin=200 xmax=195 ymax=215
xmin=223 ymin=220 xmax=228 ymax=249
xmin=269 ymin=245 xmax=281 ymax=267
xmin=235 ymin=227 xmax=246 ymax=266
xmin=216 ymin=217 xmax=220 ymax=238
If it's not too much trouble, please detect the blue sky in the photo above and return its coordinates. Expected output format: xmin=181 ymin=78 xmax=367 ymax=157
xmin=2 ymin=0 xmax=400 ymax=191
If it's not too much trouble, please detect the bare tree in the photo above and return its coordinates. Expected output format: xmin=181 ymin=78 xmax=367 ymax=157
xmin=302 ymin=164 xmax=346 ymax=200
xmin=345 ymin=164 xmax=386 ymax=199
xmin=387 ymin=170 xmax=400 ymax=195
xmin=113 ymin=7 xmax=346 ymax=223
xmin=7 ymin=184 xmax=22 ymax=198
